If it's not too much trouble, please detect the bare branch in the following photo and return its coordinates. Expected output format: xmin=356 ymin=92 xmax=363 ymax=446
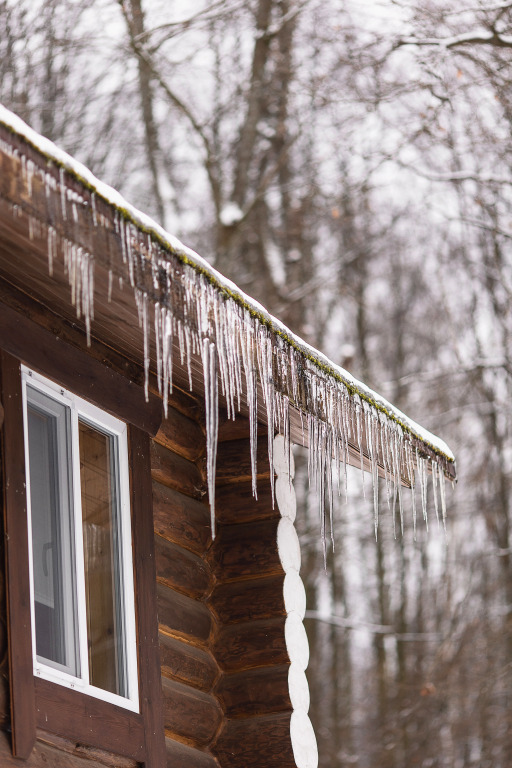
xmin=153 ymin=69 xmax=223 ymax=214
xmin=305 ymin=611 xmax=441 ymax=641
xmin=119 ymin=1 xmax=222 ymax=213
xmin=255 ymin=0 xmax=313 ymax=41
xmin=396 ymin=161 xmax=512 ymax=187
xmin=396 ymin=29 xmax=512 ymax=49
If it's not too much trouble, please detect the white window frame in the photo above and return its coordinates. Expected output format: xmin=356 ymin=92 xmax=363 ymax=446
xmin=21 ymin=366 xmax=139 ymax=713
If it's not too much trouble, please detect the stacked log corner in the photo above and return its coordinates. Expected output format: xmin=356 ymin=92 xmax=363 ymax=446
xmin=152 ymin=412 xmax=295 ymax=768
xmin=209 ymin=426 xmax=295 ymax=768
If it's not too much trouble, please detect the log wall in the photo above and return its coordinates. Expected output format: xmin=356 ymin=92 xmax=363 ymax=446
xmin=0 ymin=364 xmax=296 ymax=768
xmin=0 ymin=127 xmax=299 ymax=766
xmin=209 ymin=431 xmax=295 ymax=768
xmin=151 ymin=410 xmax=295 ymax=768
xmin=150 ymin=399 xmax=221 ymax=768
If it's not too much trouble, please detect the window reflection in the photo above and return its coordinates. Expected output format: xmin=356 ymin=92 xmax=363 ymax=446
xmin=79 ymin=421 xmax=126 ymax=697
xmin=26 ymin=387 xmax=79 ymax=677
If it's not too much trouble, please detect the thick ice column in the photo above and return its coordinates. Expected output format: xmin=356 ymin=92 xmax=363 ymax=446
xmin=273 ymin=435 xmax=318 ymax=768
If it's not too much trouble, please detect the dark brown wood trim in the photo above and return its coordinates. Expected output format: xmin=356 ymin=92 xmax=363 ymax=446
xmin=36 ymin=729 xmax=139 ymax=768
xmin=0 ymin=349 xmax=165 ymax=764
xmin=0 ymin=350 xmax=36 ymax=759
xmin=129 ymin=426 xmax=167 ymax=768
xmin=34 ymin=678 xmax=145 ymax=760
xmin=0 ymin=300 xmax=163 ymax=436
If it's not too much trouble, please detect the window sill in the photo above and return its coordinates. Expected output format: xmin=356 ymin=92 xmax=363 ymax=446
xmin=34 ymin=677 xmax=145 ymax=761
xmin=33 ymin=665 xmax=140 ymax=713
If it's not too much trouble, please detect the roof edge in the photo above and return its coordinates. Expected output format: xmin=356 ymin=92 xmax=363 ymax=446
xmin=0 ymin=105 xmax=454 ymax=468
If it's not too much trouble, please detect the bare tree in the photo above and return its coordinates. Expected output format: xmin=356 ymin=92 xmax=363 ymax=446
xmin=3 ymin=1 xmax=512 ymax=765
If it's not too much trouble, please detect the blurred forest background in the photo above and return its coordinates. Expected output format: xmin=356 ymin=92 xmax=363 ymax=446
xmin=2 ymin=0 xmax=512 ymax=765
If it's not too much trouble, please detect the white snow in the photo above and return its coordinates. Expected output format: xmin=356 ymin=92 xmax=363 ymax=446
xmin=274 ymin=438 xmax=318 ymax=768
xmin=284 ymin=571 xmax=307 ymax=618
xmin=288 ymin=663 xmax=310 ymax=711
xmin=219 ymin=201 xmax=243 ymax=226
xmin=290 ymin=711 xmax=318 ymax=768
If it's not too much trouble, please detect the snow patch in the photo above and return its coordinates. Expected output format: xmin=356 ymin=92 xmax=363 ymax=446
xmin=219 ymin=201 xmax=243 ymax=226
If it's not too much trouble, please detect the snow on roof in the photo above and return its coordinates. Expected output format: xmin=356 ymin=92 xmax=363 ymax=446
xmin=0 ymin=104 xmax=455 ymax=538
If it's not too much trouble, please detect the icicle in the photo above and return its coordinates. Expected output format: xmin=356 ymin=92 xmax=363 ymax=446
xmin=83 ymin=250 xmax=94 ymax=345
xmin=240 ymin=313 xmax=258 ymax=497
xmin=150 ymin=247 xmax=160 ymax=293
xmin=318 ymin=419 xmax=327 ymax=566
xmin=184 ymin=324 xmax=193 ymax=391
xmin=388 ymin=425 xmax=400 ymax=537
xmin=121 ymin=220 xmax=136 ymax=287
xmin=27 ymin=159 xmax=34 ymax=198
xmin=119 ymin=214 xmax=127 ymax=266
xmin=379 ymin=413 xmax=392 ymax=510
xmin=134 ymin=289 xmax=150 ymax=401
xmin=222 ymin=302 xmax=238 ymax=415
xmin=333 ymin=409 xmax=341 ymax=501
xmin=62 ymin=240 xmax=74 ymax=305
xmin=44 ymin=171 xmax=52 ymax=200
xmin=306 ymin=413 xmax=313 ymax=490
xmin=61 ymin=240 xmax=94 ymax=343
xmin=417 ymin=449 xmax=429 ymax=530
xmin=299 ymin=409 xmax=305 ymax=447
xmin=439 ymin=469 xmax=447 ymax=534
xmin=127 ymin=223 xmax=136 ymax=287
xmin=431 ymin=461 xmax=440 ymax=527
xmin=289 ymin=347 xmax=299 ymax=405
xmin=146 ymin=233 xmax=154 ymax=270
xmin=177 ymin=320 xmax=185 ymax=367
xmin=396 ymin=429 xmax=405 ymax=535
xmin=59 ymin=167 xmax=67 ymax=220
xmin=256 ymin=327 xmax=275 ymax=507
xmin=325 ymin=425 xmax=335 ymax=552
xmin=201 ymin=339 xmax=219 ymax=538
xmin=364 ymin=405 xmax=379 ymax=539
xmin=354 ymin=397 xmax=366 ymax=498
xmin=155 ymin=302 xmax=163 ymax=396
xmin=405 ymin=442 xmax=416 ymax=538
xmin=162 ymin=306 xmax=174 ymax=405
xmin=47 ymin=226 xmax=57 ymax=276
xmin=214 ymin=295 xmax=233 ymax=420
xmin=21 ymin=156 xmax=34 ymax=198
xmin=338 ymin=389 xmax=349 ymax=504
xmin=284 ymin=395 xmax=292 ymax=483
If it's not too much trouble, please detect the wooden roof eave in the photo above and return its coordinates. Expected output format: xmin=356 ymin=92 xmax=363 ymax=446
xmin=0 ymin=120 xmax=456 ymax=490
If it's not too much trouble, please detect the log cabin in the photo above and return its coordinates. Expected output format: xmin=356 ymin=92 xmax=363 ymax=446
xmin=0 ymin=105 xmax=455 ymax=768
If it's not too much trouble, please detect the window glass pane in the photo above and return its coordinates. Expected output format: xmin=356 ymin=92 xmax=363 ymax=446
xmin=79 ymin=420 xmax=127 ymax=697
xmin=26 ymin=386 xmax=79 ymax=677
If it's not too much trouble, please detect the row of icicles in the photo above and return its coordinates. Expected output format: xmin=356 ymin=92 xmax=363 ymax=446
xmin=12 ymin=145 xmax=452 ymax=544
